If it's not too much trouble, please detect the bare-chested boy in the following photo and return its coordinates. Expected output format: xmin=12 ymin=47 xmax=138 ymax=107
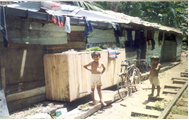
xmin=149 ymin=56 xmax=163 ymax=97
xmin=83 ymin=51 xmax=107 ymax=106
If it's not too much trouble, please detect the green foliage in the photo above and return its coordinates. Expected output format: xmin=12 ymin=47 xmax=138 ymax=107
xmin=176 ymin=99 xmax=188 ymax=107
xmin=171 ymin=106 xmax=188 ymax=115
xmin=86 ymin=47 xmax=102 ymax=51
xmin=154 ymin=100 xmax=169 ymax=111
xmin=182 ymin=89 xmax=188 ymax=98
xmin=92 ymin=1 xmax=188 ymax=37
xmin=78 ymin=1 xmax=187 ymax=42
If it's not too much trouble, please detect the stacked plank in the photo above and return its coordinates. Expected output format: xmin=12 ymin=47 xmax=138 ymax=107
xmin=44 ymin=49 xmax=125 ymax=102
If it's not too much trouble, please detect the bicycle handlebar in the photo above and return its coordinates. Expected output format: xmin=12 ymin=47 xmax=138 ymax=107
xmin=133 ymin=59 xmax=147 ymax=62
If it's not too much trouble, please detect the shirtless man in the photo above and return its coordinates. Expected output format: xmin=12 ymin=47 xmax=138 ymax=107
xmin=149 ymin=56 xmax=163 ymax=97
xmin=83 ymin=51 xmax=107 ymax=106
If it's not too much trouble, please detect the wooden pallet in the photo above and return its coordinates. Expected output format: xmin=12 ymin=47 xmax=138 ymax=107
xmin=131 ymin=108 xmax=161 ymax=118
xmin=164 ymin=84 xmax=183 ymax=89
xmin=65 ymin=89 xmax=128 ymax=119
xmin=180 ymin=72 xmax=188 ymax=77
xmin=163 ymin=89 xmax=178 ymax=94
xmin=146 ymin=102 xmax=156 ymax=109
xmin=173 ymin=80 xmax=187 ymax=84
xmin=171 ymin=77 xmax=188 ymax=81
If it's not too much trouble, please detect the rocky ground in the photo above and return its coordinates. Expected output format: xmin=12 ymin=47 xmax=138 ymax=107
xmin=9 ymin=50 xmax=188 ymax=119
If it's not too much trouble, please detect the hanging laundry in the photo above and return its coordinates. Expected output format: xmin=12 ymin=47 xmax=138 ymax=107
xmin=147 ymin=30 xmax=153 ymax=40
xmin=147 ymin=30 xmax=155 ymax=50
xmin=127 ymin=29 xmax=133 ymax=48
xmin=52 ymin=15 xmax=64 ymax=27
xmin=132 ymin=31 xmax=135 ymax=41
xmin=114 ymin=24 xmax=122 ymax=37
xmin=158 ymin=31 xmax=163 ymax=46
xmin=64 ymin=17 xmax=71 ymax=33
xmin=158 ymin=31 xmax=163 ymax=41
xmin=108 ymin=50 xmax=120 ymax=59
xmin=112 ymin=23 xmax=117 ymax=30
xmin=0 ymin=6 xmax=8 ymax=48
xmin=84 ymin=18 xmax=93 ymax=37
xmin=134 ymin=30 xmax=141 ymax=49
xmin=52 ymin=15 xmax=57 ymax=24
xmin=57 ymin=16 xmax=64 ymax=27
xmin=151 ymin=39 xmax=155 ymax=50
xmin=51 ymin=2 xmax=62 ymax=7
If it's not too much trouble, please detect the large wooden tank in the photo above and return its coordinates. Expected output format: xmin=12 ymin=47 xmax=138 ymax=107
xmin=43 ymin=49 xmax=125 ymax=102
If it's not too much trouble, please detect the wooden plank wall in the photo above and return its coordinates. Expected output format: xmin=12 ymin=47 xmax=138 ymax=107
xmin=46 ymin=42 xmax=86 ymax=53
xmin=44 ymin=49 xmax=125 ymax=102
xmin=44 ymin=53 xmax=70 ymax=101
xmin=0 ymin=42 xmax=46 ymax=112
xmin=0 ymin=43 xmax=45 ymax=95
xmin=0 ymin=15 xmax=67 ymax=45
xmin=162 ymin=41 xmax=177 ymax=62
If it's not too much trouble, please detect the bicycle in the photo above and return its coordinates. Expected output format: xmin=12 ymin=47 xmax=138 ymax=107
xmin=133 ymin=59 xmax=150 ymax=73
xmin=117 ymin=60 xmax=141 ymax=100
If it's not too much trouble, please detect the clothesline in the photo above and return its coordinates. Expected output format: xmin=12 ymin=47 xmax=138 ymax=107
xmin=51 ymin=14 xmax=94 ymax=36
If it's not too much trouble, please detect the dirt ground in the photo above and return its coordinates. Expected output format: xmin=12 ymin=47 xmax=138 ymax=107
xmin=86 ymin=51 xmax=188 ymax=119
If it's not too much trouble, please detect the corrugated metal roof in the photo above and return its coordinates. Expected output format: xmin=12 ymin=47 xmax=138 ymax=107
xmin=77 ymin=2 xmax=182 ymax=34
xmin=103 ymin=9 xmax=182 ymax=34
xmin=5 ymin=1 xmax=183 ymax=34
xmin=6 ymin=1 xmax=41 ymax=12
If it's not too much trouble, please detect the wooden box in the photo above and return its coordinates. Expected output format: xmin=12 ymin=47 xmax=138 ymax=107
xmin=44 ymin=49 xmax=125 ymax=102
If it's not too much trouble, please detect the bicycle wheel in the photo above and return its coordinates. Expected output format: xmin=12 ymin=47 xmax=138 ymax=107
xmin=117 ymin=74 xmax=130 ymax=100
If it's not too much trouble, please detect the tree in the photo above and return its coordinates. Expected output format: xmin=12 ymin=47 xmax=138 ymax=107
xmin=93 ymin=1 xmax=188 ymax=36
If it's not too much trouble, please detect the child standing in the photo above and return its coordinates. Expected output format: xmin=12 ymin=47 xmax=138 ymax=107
xmin=83 ymin=51 xmax=107 ymax=106
xmin=149 ymin=56 xmax=163 ymax=97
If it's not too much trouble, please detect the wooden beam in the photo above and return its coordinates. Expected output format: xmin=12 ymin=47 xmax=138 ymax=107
xmin=173 ymin=80 xmax=187 ymax=84
xmin=7 ymin=94 xmax=46 ymax=112
xmin=46 ymin=42 xmax=86 ymax=50
xmin=171 ymin=77 xmax=188 ymax=81
xmin=1 ymin=67 xmax=6 ymax=91
xmin=158 ymin=82 xmax=188 ymax=119
xmin=64 ymin=102 xmax=102 ymax=119
xmin=146 ymin=102 xmax=156 ymax=109
xmin=131 ymin=108 xmax=161 ymax=118
xmin=180 ymin=72 xmax=188 ymax=77
xmin=148 ymin=94 xmax=174 ymax=101
xmin=164 ymin=84 xmax=183 ymax=89
xmin=5 ymin=80 xmax=45 ymax=95
xmin=63 ymin=89 xmax=126 ymax=119
xmin=6 ymin=86 xmax=45 ymax=102
xmin=163 ymin=89 xmax=178 ymax=94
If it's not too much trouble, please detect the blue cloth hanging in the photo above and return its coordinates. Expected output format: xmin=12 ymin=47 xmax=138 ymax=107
xmin=108 ymin=50 xmax=121 ymax=59
xmin=84 ymin=18 xmax=93 ymax=37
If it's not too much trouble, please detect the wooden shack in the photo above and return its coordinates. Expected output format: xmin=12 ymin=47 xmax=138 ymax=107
xmin=44 ymin=49 xmax=125 ymax=102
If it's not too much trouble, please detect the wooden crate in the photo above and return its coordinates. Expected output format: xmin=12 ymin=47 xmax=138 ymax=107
xmin=44 ymin=49 xmax=125 ymax=102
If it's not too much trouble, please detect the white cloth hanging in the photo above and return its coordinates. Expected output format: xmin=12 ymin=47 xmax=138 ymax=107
xmin=64 ymin=17 xmax=71 ymax=33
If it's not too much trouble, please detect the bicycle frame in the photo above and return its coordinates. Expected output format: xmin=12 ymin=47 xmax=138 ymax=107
xmin=117 ymin=60 xmax=141 ymax=99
